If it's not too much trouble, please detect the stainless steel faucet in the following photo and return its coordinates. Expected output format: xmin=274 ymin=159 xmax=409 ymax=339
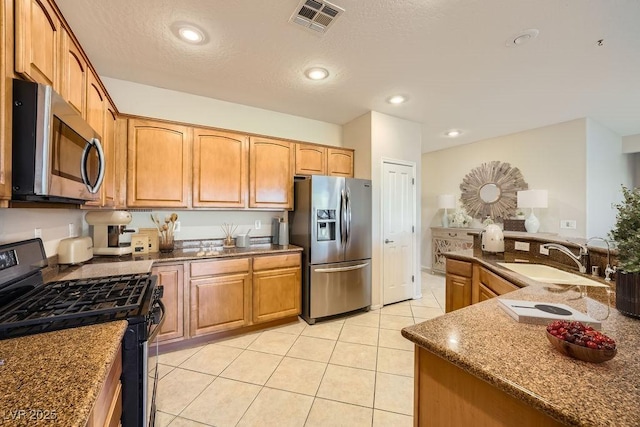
xmin=585 ymin=237 xmax=616 ymax=281
xmin=542 ymin=243 xmax=588 ymax=273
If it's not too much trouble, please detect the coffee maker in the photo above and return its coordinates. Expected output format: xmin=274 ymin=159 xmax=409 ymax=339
xmin=85 ymin=211 xmax=135 ymax=255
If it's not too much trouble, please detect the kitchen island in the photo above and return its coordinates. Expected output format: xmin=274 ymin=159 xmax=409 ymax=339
xmin=402 ymin=251 xmax=640 ymax=426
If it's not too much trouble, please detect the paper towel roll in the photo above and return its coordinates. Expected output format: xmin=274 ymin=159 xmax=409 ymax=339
xmin=278 ymin=222 xmax=289 ymax=246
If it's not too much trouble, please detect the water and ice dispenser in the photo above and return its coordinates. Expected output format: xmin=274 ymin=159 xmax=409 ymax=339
xmin=316 ymin=209 xmax=336 ymax=241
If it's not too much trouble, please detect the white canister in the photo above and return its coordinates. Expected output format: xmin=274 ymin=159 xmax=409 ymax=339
xmin=278 ymin=222 xmax=289 ymax=246
xmin=481 ymin=224 xmax=504 ymax=253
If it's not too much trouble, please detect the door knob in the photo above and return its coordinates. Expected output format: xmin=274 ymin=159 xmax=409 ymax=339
xmin=384 ymin=239 xmax=394 ymax=244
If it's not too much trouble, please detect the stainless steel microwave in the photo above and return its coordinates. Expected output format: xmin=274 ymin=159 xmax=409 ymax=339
xmin=12 ymin=79 xmax=105 ymax=203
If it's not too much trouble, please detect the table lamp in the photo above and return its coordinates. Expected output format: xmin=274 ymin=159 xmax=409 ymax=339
xmin=438 ymin=194 xmax=456 ymax=227
xmin=517 ymin=189 xmax=548 ymax=233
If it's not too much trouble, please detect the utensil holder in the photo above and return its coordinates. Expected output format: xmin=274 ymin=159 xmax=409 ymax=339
xmin=159 ymin=235 xmax=174 ymax=253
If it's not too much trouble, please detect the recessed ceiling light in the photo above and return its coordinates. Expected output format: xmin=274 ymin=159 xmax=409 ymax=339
xmin=171 ymin=22 xmax=207 ymax=44
xmin=505 ymin=29 xmax=539 ymax=47
xmin=387 ymin=95 xmax=407 ymax=105
xmin=445 ymin=129 xmax=462 ymax=137
xmin=305 ymin=67 xmax=329 ymax=80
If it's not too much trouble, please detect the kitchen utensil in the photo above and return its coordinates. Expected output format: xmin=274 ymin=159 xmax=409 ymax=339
xmin=236 ymin=233 xmax=251 ymax=248
xmin=546 ymin=331 xmax=616 ymax=363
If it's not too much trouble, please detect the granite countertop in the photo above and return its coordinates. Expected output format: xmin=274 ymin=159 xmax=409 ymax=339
xmin=402 ymin=252 xmax=640 ymax=426
xmin=0 ymin=321 xmax=127 ymax=427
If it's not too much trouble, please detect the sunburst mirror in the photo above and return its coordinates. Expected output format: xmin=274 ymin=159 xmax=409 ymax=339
xmin=459 ymin=161 xmax=528 ymax=220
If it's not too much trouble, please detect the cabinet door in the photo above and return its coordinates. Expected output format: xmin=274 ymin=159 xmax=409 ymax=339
xmin=253 ymin=267 xmax=301 ymax=324
xmin=327 ymin=148 xmax=354 ymax=177
xmin=152 ymin=264 xmax=185 ymax=343
xmin=249 ymin=137 xmax=294 ymax=209
xmin=101 ymin=106 xmax=117 ymax=207
xmin=14 ymin=0 xmax=60 ymax=88
xmin=478 ymin=283 xmax=498 ymax=302
xmin=295 ymin=143 xmax=327 ymax=176
xmin=127 ymin=119 xmax=191 ymax=208
xmin=0 ymin=3 xmax=10 ymax=202
xmin=445 ymin=273 xmax=471 ymax=312
xmin=190 ymin=273 xmax=250 ymax=336
xmin=193 ymin=128 xmax=248 ymax=208
xmin=60 ymin=27 xmax=86 ymax=116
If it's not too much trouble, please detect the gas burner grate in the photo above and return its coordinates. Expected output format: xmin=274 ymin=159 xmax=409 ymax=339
xmin=0 ymin=273 xmax=153 ymax=337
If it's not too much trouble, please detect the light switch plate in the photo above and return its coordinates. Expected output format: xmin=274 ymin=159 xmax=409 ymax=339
xmin=560 ymin=220 xmax=577 ymax=229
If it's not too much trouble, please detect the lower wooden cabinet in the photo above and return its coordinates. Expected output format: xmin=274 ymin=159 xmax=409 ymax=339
xmin=445 ymin=257 xmax=520 ymax=311
xmin=85 ymin=344 xmax=122 ymax=427
xmin=252 ymin=254 xmax=301 ymax=324
xmin=152 ymin=264 xmax=185 ymax=343
xmin=445 ymin=259 xmax=473 ymax=312
xmin=189 ymin=258 xmax=251 ymax=336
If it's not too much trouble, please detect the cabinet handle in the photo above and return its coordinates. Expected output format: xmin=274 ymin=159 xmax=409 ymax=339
xmin=385 ymin=239 xmax=394 ymax=244
xmin=448 ymin=233 xmax=457 ymax=237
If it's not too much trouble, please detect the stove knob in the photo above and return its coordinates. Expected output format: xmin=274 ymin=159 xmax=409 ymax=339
xmin=156 ymin=285 xmax=164 ymax=299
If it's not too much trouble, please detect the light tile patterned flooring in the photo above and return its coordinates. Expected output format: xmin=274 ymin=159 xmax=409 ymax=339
xmin=151 ymin=272 xmax=445 ymax=427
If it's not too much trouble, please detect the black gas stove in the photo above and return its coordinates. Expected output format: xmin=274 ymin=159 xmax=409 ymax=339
xmin=0 ymin=238 xmax=164 ymax=427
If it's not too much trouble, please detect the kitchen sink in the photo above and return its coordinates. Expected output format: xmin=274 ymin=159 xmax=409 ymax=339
xmin=497 ymin=263 xmax=608 ymax=287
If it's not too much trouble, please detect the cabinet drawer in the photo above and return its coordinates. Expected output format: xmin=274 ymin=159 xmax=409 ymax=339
xmin=190 ymin=258 xmax=250 ymax=277
xmin=446 ymin=259 xmax=472 ymax=278
xmin=253 ymin=253 xmax=301 ymax=271
xmin=479 ymin=268 xmax=519 ymax=295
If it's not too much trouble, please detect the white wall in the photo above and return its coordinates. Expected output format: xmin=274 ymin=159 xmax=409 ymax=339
xmin=0 ymin=209 xmax=86 ymax=256
xmin=621 ymin=133 xmax=640 ymax=153
xmin=422 ymin=119 xmax=587 ymax=269
xmin=343 ymin=112 xmax=372 ymax=179
xmin=344 ymin=111 xmax=422 ymax=307
xmin=102 ymin=77 xmax=342 ymax=147
xmin=585 ymin=118 xmax=634 ymax=238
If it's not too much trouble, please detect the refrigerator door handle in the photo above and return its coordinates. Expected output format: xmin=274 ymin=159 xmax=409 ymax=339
xmin=345 ymin=189 xmax=352 ymax=244
xmin=340 ymin=189 xmax=347 ymax=246
xmin=314 ymin=262 xmax=370 ymax=273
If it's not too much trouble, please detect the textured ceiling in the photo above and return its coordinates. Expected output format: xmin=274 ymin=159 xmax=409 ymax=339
xmin=55 ymin=0 xmax=640 ymax=152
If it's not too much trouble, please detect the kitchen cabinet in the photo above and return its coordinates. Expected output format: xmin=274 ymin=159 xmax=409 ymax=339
xmin=193 ymin=128 xmax=248 ymax=208
xmin=60 ymin=26 xmax=86 ymax=116
xmin=252 ymin=253 xmax=301 ymax=324
xmin=14 ymin=0 xmax=60 ymax=88
xmin=249 ymin=137 xmax=294 ymax=209
xmin=101 ymin=105 xmax=117 ymax=207
xmin=152 ymin=263 xmax=185 ymax=343
xmin=189 ymin=258 xmax=251 ymax=336
xmin=83 ymin=71 xmax=106 ymax=208
xmin=327 ymin=148 xmax=354 ymax=177
xmin=127 ymin=118 xmax=192 ymax=208
xmin=472 ymin=266 xmax=518 ymax=303
xmin=295 ymin=143 xmax=327 ymax=176
xmin=0 ymin=0 xmax=11 ymax=204
xmin=445 ymin=258 xmax=472 ymax=312
xmin=85 ymin=344 xmax=122 ymax=427
xmin=431 ymin=227 xmax=476 ymax=274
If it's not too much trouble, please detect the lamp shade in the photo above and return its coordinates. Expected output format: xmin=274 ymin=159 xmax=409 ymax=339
xmin=517 ymin=190 xmax=548 ymax=209
xmin=438 ymin=194 xmax=456 ymax=209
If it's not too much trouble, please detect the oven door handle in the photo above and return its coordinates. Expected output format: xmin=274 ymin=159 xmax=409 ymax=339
xmin=148 ymin=299 xmax=166 ymax=342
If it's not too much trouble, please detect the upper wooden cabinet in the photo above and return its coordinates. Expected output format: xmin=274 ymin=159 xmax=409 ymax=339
xmin=249 ymin=137 xmax=294 ymax=209
xmin=101 ymin=106 xmax=117 ymax=207
xmin=127 ymin=119 xmax=192 ymax=208
xmin=327 ymin=148 xmax=354 ymax=177
xmin=0 ymin=1 xmax=11 ymax=203
xmin=295 ymin=143 xmax=327 ymax=176
xmin=82 ymin=72 xmax=106 ymax=208
xmin=14 ymin=0 xmax=60 ymax=88
xmin=193 ymin=129 xmax=248 ymax=208
xmin=60 ymin=26 xmax=86 ymax=116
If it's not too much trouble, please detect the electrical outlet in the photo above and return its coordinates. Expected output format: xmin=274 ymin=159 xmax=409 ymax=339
xmin=255 ymin=220 xmax=261 ymax=230
xmin=34 ymin=228 xmax=42 ymax=238
xmin=540 ymin=245 xmax=549 ymax=255
xmin=560 ymin=219 xmax=577 ymax=230
xmin=174 ymin=221 xmax=181 ymax=232
xmin=514 ymin=241 xmax=530 ymax=251
xmin=68 ymin=223 xmax=76 ymax=237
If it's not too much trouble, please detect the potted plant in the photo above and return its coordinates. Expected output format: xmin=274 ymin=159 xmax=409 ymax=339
xmin=609 ymin=186 xmax=640 ymax=318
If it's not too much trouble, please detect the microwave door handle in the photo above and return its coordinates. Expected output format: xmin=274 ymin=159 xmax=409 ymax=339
xmin=81 ymin=138 xmax=105 ymax=193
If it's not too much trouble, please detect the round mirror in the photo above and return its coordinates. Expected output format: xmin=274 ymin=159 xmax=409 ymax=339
xmin=479 ymin=183 xmax=501 ymax=203
xmin=459 ymin=161 xmax=528 ymax=220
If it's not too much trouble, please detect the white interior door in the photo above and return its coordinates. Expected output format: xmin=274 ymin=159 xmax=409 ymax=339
xmin=382 ymin=161 xmax=415 ymax=305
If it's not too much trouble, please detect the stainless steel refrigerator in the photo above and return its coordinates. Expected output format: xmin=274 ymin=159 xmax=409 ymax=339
xmin=290 ymin=176 xmax=372 ymax=324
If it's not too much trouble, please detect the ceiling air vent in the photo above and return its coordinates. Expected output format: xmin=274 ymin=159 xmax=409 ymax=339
xmin=290 ymin=0 xmax=344 ymax=34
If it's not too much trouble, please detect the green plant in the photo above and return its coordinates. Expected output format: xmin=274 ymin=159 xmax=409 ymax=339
xmin=609 ymin=186 xmax=640 ymax=273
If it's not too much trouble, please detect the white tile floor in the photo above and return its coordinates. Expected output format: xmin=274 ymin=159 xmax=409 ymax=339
xmin=151 ymin=272 xmax=445 ymax=427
